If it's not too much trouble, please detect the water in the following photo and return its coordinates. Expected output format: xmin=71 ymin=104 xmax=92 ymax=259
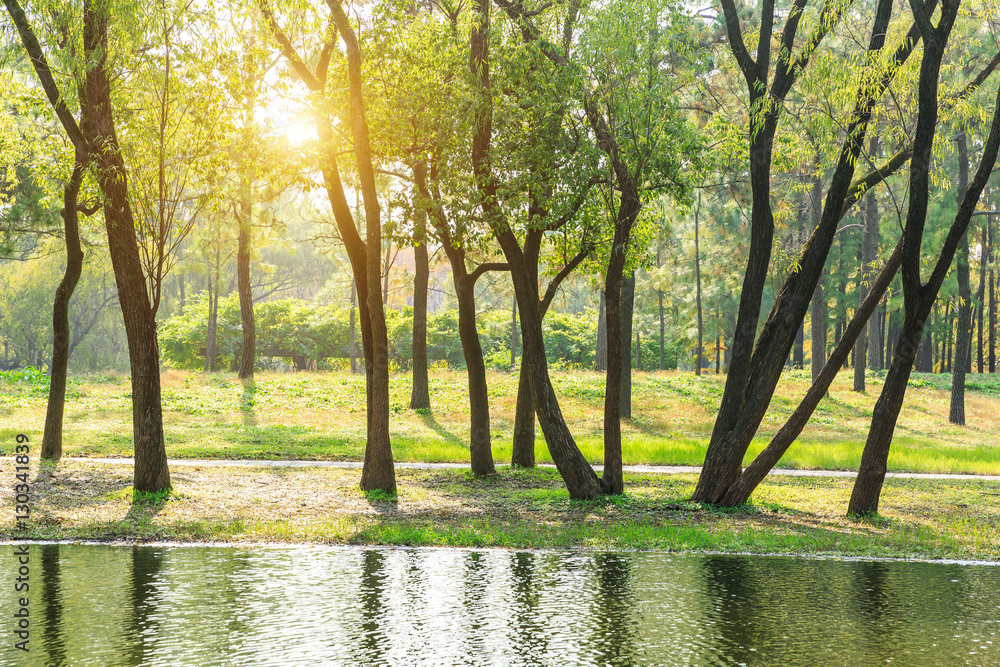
xmin=1 ymin=544 xmax=998 ymax=666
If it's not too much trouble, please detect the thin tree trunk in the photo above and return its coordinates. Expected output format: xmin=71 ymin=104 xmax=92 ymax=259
xmin=237 ymin=189 xmax=255 ymax=380
xmin=619 ymin=272 xmax=635 ymax=421
xmin=595 ymin=289 xmax=607 ymax=371
xmin=41 ymin=153 xmax=87 ymax=460
xmin=350 ymin=279 xmax=358 ymax=374
xmin=659 ymin=289 xmax=665 ymax=371
xmin=810 ymin=181 xmax=826 ymax=382
xmin=977 ymin=220 xmax=987 ymax=372
xmin=510 ymin=294 xmax=517 ymax=370
xmin=854 ymin=168 xmax=879 ymax=392
xmin=695 ymin=192 xmax=703 ymax=376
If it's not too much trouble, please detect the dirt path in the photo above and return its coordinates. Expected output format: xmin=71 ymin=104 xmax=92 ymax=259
xmin=45 ymin=457 xmax=1000 ymax=481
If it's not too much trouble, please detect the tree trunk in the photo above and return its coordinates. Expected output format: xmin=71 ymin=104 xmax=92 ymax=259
xmin=810 ymin=181 xmax=826 ymax=382
xmin=695 ymin=193 xmax=703 ymax=376
xmin=854 ymin=169 xmax=878 ymax=392
xmin=659 ymin=289 xmax=666 ymax=371
xmin=41 ymin=154 xmax=87 ymax=461
xmin=793 ymin=323 xmax=804 ymax=368
xmin=409 ymin=209 xmax=430 ymax=410
xmin=471 ymin=0 xmax=599 ymax=498
xmin=348 ymin=279 xmax=357 ymax=373
xmin=237 ymin=192 xmax=255 ymax=380
xmin=453 ymin=265 xmax=496 ymax=476
xmin=619 ymin=271 xmax=635 ymax=420
xmin=511 ymin=354 xmax=535 ymax=468
xmin=510 ymin=294 xmax=517 ymax=370
xmin=977 ymin=220 xmax=987 ymax=372
xmin=595 ymin=289 xmax=607 ymax=371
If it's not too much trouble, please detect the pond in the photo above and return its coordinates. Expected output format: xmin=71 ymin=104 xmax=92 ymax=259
xmin=1 ymin=544 xmax=998 ymax=666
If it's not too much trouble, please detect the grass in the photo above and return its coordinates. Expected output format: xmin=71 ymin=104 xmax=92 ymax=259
xmin=5 ymin=459 xmax=1000 ymax=560
xmin=1 ymin=367 xmax=999 ymax=473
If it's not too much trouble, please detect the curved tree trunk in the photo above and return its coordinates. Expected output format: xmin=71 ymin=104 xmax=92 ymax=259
xmin=41 ymin=154 xmax=87 ymax=461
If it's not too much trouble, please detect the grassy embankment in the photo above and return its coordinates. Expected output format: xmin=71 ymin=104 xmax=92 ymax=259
xmin=1 ymin=367 xmax=999 ymax=473
xmin=3 ymin=459 xmax=1000 ymax=560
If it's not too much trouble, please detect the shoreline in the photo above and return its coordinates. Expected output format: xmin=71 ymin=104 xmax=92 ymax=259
xmin=4 ymin=538 xmax=1000 ymax=567
xmin=3 ymin=459 xmax=999 ymax=561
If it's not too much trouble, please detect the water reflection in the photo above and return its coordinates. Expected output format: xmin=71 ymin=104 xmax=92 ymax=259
xmin=590 ymin=554 xmax=637 ymax=667
xmin=40 ymin=544 xmax=65 ymax=666
xmin=4 ymin=545 xmax=1000 ymax=666
xmin=124 ymin=546 xmax=165 ymax=666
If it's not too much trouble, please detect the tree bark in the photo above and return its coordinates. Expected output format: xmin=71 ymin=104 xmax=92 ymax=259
xmin=409 ymin=208 xmax=430 ymax=410
xmin=41 ymin=153 xmax=87 ymax=460
xmin=619 ymin=271 xmax=635 ymax=420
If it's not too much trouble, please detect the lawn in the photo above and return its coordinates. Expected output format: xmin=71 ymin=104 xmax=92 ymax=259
xmin=4 ymin=459 xmax=1000 ymax=560
xmin=1 ymin=367 xmax=999 ymax=474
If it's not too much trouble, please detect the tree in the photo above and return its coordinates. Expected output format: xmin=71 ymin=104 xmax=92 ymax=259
xmin=5 ymin=0 xmax=171 ymax=491
xmin=849 ymin=2 xmax=1000 ymax=515
xmin=258 ymin=0 xmax=395 ymax=493
xmin=691 ymin=0 xmax=923 ymax=504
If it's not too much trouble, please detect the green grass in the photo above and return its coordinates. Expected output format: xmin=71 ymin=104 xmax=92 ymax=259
xmin=1 ymin=367 xmax=998 ymax=474
xmin=6 ymin=461 xmax=1000 ymax=560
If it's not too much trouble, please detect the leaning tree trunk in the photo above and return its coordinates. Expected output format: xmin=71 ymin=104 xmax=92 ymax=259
xmin=950 ymin=130 xmax=971 ymax=424
xmin=41 ymin=153 xmax=87 ymax=461
xmin=409 ymin=208 xmax=430 ymax=410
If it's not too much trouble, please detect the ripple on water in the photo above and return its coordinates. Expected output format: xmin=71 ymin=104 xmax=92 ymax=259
xmin=1 ymin=546 xmax=999 ymax=666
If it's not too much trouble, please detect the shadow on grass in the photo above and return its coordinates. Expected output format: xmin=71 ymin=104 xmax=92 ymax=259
xmin=418 ymin=412 xmax=466 ymax=449
xmin=241 ymin=378 xmax=258 ymax=428
xmin=125 ymin=490 xmax=170 ymax=525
